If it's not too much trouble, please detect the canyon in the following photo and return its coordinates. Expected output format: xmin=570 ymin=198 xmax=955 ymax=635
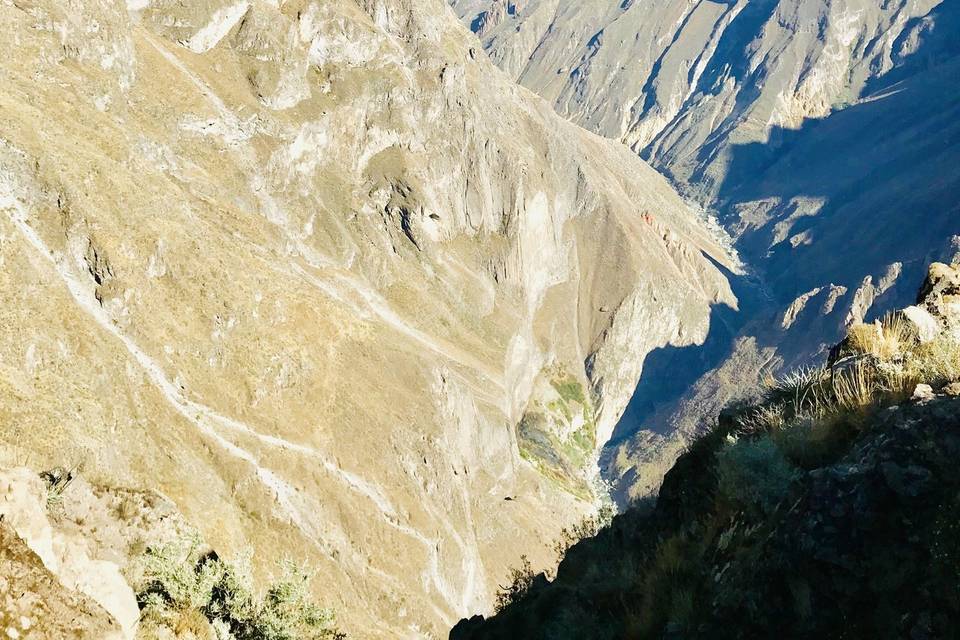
xmin=0 ymin=0 xmax=735 ymax=637
xmin=1 ymin=0 xmax=957 ymax=636
xmin=453 ymin=0 xmax=960 ymax=502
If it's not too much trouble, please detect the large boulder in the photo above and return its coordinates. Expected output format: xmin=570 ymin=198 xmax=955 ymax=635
xmin=917 ymin=263 xmax=960 ymax=337
xmin=0 ymin=468 xmax=139 ymax=639
xmin=917 ymin=262 xmax=960 ymax=305
xmin=0 ymin=520 xmax=125 ymax=639
xmin=899 ymin=305 xmax=942 ymax=344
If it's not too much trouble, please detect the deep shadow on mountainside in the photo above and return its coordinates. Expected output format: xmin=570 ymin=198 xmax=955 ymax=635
xmin=601 ymin=0 xmax=960 ymax=505
xmin=452 ymin=262 xmax=960 ymax=639
xmin=452 ymin=0 xmax=960 ymax=508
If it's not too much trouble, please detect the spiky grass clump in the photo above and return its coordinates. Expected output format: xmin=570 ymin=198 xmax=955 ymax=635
xmin=742 ymin=362 xmax=879 ymax=432
xmin=735 ymin=313 xmax=960 ymax=468
xmin=846 ymin=316 xmax=912 ymax=361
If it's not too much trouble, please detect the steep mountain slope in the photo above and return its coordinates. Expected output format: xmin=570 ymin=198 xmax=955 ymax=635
xmin=0 ymin=0 xmax=734 ymax=636
xmin=453 ymin=0 xmax=947 ymax=197
xmin=453 ymin=0 xmax=960 ymax=501
xmin=452 ymin=262 xmax=960 ymax=639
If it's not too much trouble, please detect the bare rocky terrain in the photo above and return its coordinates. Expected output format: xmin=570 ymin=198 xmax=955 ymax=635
xmin=0 ymin=0 xmax=737 ymax=636
xmin=3 ymin=0 xmax=954 ymax=635
xmin=453 ymin=0 xmax=960 ymax=502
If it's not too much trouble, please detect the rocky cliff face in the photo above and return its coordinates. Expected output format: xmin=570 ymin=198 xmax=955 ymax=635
xmin=0 ymin=0 xmax=734 ymax=636
xmin=453 ymin=0 xmax=947 ymax=197
xmin=453 ymin=0 xmax=960 ymax=502
xmin=451 ymin=262 xmax=960 ymax=639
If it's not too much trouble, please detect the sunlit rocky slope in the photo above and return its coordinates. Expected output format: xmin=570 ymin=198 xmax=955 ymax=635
xmin=453 ymin=0 xmax=960 ymax=501
xmin=0 ymin=0 xmax=735 ymax=636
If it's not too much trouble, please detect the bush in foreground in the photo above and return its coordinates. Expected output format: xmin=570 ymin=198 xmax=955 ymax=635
xmin=493 ymin=556 xmax=534 ymax=614
xmin=136 ymin=535 xmax=344 ymax=640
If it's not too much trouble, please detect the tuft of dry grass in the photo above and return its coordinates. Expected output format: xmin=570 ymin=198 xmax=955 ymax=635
xmin=910 ymin=334 xmax=960 ymax=385
xmin=738 ymin=402 xmax=788 ymax=433
xmin=743 ymin=362 xmax=878 ymax=434
xmin=846 ymin=316 xmax=912 ymax=361
xmin=736 ymin=315 xmax=960 ymax=468
xmin=831 ymin=359 xmax=880 ymax=412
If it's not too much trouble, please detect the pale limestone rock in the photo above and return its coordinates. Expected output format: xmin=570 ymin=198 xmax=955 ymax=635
xmin=845 ymin=263 xmax=904 ymax=328
xmin=0 ymin=521 xmax=123 ymax=639
xmin=918 ymin=262 xmax=960 ymax=306
xmin=0 ymin=469 xmax=137 ymax=639
xmin=918 ymin=262 xmax=960 ymax=340
xmin=782 ymin=287 xmax=823 ymax=330
xmin=900 ymin=305 xmax=941 ymax=343
xmin=822 ymin=285 xmax=849 ymax=315
xmin=912 ymin=384 xmax=935 ymax=402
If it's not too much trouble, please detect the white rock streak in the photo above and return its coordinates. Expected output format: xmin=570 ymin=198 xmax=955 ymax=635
xmin=8 ymin=32 xmax=487 ymax=614
xmin=182 ymin=2 xmax=251 ymax=54
xmin=148 ymin=32 xmax=507 ymax=406
xmin=0 ymin=180 xmax=466 ymax=619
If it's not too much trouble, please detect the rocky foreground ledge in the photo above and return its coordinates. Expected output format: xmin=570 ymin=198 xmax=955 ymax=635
xmin=452 ymin=262 xmax=960 ymax=640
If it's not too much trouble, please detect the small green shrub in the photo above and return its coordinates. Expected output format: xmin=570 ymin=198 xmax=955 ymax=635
xmin=494 ymin=555 xmax=535 ymax=614
xmin=715 ymin=436 xmax=799 ymax=513
xmin=136 ymin=536 xmax=344 ymax=639
xmin=552 ymin=504 xmax=615 ymax=562
xmin=550 ymin=373 xmax=587 ymax=406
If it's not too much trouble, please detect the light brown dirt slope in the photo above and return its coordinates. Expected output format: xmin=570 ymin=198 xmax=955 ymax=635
xmin=0 ymin=0 xmax=735 ymax=636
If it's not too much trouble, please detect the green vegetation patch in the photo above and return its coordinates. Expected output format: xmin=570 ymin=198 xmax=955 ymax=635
xmin=517 ymin=368 xmax=598 ymax=500
xmin=518 ymin=413 xmax=592 ymax=501
xmin=550 ymin=372 xmax=587 ymax=406
xmin=461 ymin=312 xmax=960 ymax=640
xmin=135 ymin=535 xmax=344 ymax=640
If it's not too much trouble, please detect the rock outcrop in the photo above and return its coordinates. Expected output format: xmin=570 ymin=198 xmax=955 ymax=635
xmin=0 ymin=0 xmax=736 ymax=635
xmin=0 ymin=471 xmax=137 ymax=639
xmin=0 ymin=521 xmax=124 ymax=640
xmin=0 ymin=464 xmax=266 ymax=639
xmin=0 ymin=468 xmax=139 ymax=639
